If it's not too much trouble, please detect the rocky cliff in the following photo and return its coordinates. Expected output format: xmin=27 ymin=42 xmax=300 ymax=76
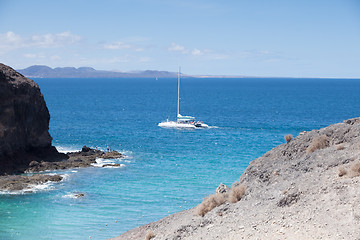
xmin=0 ymin=63 xmax=66 ymax=174
xmin=112 ymin=118 xmax=360 ymax=240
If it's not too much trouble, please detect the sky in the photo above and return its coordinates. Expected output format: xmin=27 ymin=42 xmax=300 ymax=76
xmin=0 ymin=0 xmax=359 ymax=77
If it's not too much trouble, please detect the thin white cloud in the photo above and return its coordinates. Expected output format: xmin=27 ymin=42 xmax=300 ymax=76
xmin=0 ymin=32 xmax=25 ymax=50
xmin=103 ymin=41 xmax=144 ymax=52
xmin=31 ymin=32 xmax=82 ymax=48
xmin=168 ymin=42 xmax=227 ymax=60
xmin=239 ymin=49 xmax=273 ymax=58
xmin=191 ymin=48 xmax=202 ymax=56
xmin=23 ymin=53 xmax=46 ymax=59
xmin=191 ymin=48 xmax=213 ymax=56
xmin=0 ymin=31 xmax=82 ymax=51
xmin=23 ymin=53 xmax=37 ymax=58
xmin=168 ymin=42 xmax=189 ymax=54
xmin=104 ymin=41 xmax=132 ymax=50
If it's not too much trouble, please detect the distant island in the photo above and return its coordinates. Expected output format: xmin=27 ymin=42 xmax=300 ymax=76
xmin=17 ymin=65 xmax=248 ymax=79
xmin=17 ymin=65 xmax=179 ymax=78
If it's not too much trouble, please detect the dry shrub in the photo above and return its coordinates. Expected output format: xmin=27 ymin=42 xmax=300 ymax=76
xmin=197 ymin=193 xmax=227 ymax=217
xmin=307 ymin=135 xmax=329 ymax=154
xmin=228 ymin=184 xmax=247 ymax=203
xmin=145 ymin=231 xmax=155 ymax=240
xmin=349 ymin=162 xmax=360 ymax=178
xmin=336 ymin=144 xmax=345 ymax=150
xmin=338 ymin=167 xmax=347 ymax=177
xmin=284 ymin=134 xmax=293 ymax=143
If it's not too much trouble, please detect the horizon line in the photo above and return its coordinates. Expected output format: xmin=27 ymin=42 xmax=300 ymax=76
xmin=17 ymin=64 xmax=360 ymax=79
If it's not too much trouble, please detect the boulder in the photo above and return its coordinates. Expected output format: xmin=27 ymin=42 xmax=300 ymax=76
xmin=215 ymin=183 xmax=230 ymax=194
xmin=82 ymin=145 xmax=91 ymax=152
xmin=74 ymin=193 xmax=85 ymax=198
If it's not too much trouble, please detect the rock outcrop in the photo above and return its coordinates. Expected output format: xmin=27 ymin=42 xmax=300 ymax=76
xmin=0 ymin=63 xmax=66 ymax=174
xmin=0 ymin=174 xmax=63 ymax=192
xmin=25 ymin=146 xmax=124 ymax=172
xmin=112 ymin=118 xmax=360 ymax=240
xmin=0 ymin=146 xmax=124 ymax=192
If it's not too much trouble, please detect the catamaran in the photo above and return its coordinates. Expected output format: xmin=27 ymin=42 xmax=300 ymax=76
xmin=158 ymin=68 xmax=208 ymax=129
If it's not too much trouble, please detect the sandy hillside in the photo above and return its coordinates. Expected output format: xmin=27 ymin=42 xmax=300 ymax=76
xmin=111 ymin=118 xmax=360 ymax=240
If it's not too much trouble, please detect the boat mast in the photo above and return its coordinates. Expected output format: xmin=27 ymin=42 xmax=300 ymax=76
xmin=177 ymin=67 xmax=180 ymax=119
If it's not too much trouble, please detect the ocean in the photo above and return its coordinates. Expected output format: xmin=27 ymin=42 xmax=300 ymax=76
xmin=0 ymin=77 xmax=359 ymax=239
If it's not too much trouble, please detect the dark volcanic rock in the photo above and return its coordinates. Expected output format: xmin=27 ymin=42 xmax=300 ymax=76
xmin=73 ymin=192 xmax=85 ymax=198
xmin=0 ymin=147 xmax=124 ymax=192
xmin=0 ymin=174 xmax=63 ymax=192
xmin=0 ymin=63 xmax=67 ymax=174
xmin=25 ymin=146 xmax=124 ymax=172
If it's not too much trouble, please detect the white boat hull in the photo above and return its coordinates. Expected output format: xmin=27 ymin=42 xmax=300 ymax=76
xmin=158 ymin=121 xmax=196 ymax=129
xmin=158 ymin=121 xmax=209 ymax=129
xmin=195 ymin=122 xmax=209 ymax=128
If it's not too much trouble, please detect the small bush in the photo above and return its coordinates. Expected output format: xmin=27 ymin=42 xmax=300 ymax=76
xmin=197 ymin=193 xmax=227 ymax=217
xmin=349 ymin=162 xmax=360 ymax=178
xmin=145 ymin=231 xmax=155 ymax=240
xmin=228 ymin=184 xmax=247 ymax=203
xmin=307 ymin=135 xmax=329 ymax=154
xmin=338 ymin=167 xmax=347 ymax=177
xmin=284 ymin=134 xmax=293 ymax=143
xmin=336 ymin=144 xmax=345 ymax=150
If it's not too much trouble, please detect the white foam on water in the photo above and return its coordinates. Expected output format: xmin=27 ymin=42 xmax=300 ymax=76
xmin=62 ymin=193 xmax=76 ymax=198
xmin=91 ymin=158 xmax=126 ymax=168
xmin=55 ymin=146 xmax=80 ymax=153
xmin=60 ymin=173 xmax=70 ymax=180
xmin=0 ymin=173 xmax=70 ymax=195
xmin=62 ymin=192 xmax=85 ymax=199
xmin=119 ymin=150 xmax=133 ymax=158
xmin=102 ymin=163 xmax=126 ymax=168
xmin=0 ymin=180 xmax=56 ymax=195
xmin=91 ymin=158 xmax=108 ymax=167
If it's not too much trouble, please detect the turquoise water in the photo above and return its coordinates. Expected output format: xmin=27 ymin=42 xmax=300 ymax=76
xmin=1 ymin=77 xmax=359 ymax=239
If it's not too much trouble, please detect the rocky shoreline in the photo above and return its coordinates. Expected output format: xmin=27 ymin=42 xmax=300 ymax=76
xmin=26 ymin=146 xmax=123 ymax=172
xmin=0 ymin=63 xmax=125 ymax=193
xmin=0 ymin=174 xmax=63 ymax=192
xmin=112 ymin=118 xmax=360 ymax=240
xmin=0 ymin=146 xmax=124 ymax=193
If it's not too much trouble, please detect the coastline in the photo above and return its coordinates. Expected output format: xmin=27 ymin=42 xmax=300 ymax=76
xmin=0 ymin=146 xmax=124 ymax=193
xmin=111 ymin=118 xmax=360 ymax=240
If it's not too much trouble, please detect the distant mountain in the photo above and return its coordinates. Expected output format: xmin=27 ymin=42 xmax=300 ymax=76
xmin=17 ymin=65 xmax=178 ymax=78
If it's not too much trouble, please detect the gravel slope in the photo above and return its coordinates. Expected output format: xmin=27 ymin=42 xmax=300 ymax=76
xmin=111 ymin=118 xmax=360 ymax=240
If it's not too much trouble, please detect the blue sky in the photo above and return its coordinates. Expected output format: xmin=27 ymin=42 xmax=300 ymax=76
xmin=0 ymin=0 xmax=359 ymax=77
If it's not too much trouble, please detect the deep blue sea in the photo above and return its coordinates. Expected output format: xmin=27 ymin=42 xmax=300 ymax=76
xmin=0 ymin=77 xmax=359 ymax=239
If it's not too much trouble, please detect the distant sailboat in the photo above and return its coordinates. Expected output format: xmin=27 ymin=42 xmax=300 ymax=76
xmin=158 ymin=68 xmax=208 ymax=129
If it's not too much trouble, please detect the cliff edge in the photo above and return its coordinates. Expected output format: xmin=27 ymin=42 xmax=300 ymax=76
xmin=112 ymin=118 xmax=360 ymax=240
xmin=0 ymin=63 xmax=66 ymax=174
